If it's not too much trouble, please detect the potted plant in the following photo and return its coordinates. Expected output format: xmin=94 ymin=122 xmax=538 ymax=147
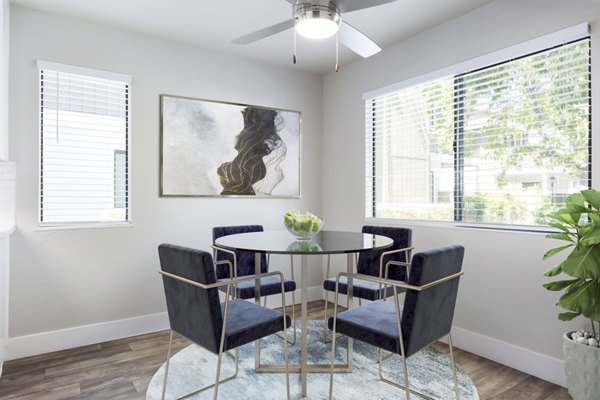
xmin=543 ymin=189 xmax=600 ymax=399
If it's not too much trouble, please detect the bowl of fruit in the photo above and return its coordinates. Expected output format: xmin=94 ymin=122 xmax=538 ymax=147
xmin=283 ymin=210 xmax=323 ymax=240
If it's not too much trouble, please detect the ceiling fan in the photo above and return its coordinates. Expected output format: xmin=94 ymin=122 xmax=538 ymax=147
xmin=232 ymin=0 xmax=397 ymax=70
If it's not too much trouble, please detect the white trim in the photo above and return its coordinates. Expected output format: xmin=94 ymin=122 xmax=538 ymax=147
xmin=442 ymin=326 xmax=566 ymax=388
xmin=5 ymin=312 xmax=169 ymax=361
xmin=364 ymin=217 xmax=555 ymax=236
xmin=36 ymin=60 xmax=132 ymax=83
xmin=36 ymin=222 xmax=133 ymax=232
xmin=363 ymin=22 xmax=589 ymax=100
xmin=4 ymin=285 xmax=324 ymax=361
xmin=326 ymin=294 xmax=566 ymax=387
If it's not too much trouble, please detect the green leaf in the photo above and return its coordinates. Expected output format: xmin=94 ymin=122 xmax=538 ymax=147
xmin=561 ymin=246 xmax=600 ymax=278
xmin=580 ymin=223 xmax=600 ymax=246
xmin=543 ymin=278 xmax=580 ymax=291
xmin=582 ymin=189 xmax=600 ymax=209
xmin=558 ymin=311 xmax=581 ymax=321
xmin=545 ymin=233 xmax=574 ymax=242
xmin=580 ymin=279 xmax=600 ymax=321
xmin=543 ymin=263 xmax=563 ymax=277
xmin=559 ymin=204 xmax=589 ymax=214
xmin=543 ymin=244 xmax=573 ymax=260
xmin=549 ymin=211 xmax=580 ymax=227
xmin=559 ymin=279 xmax=596 ymax=314
xmin=567 ymin=192 xmax=586 ymax=207
xmin=548 ymin=222 xmax=570 ymax=233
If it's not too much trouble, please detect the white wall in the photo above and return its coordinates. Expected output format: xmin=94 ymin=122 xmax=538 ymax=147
xmin=322 ymin=0 xmax=600 ymax=387
xmin=0 ymin=0 xmax=9 ymax=375
xmin=8 ymin=6 xmax=323 ymax=354
xmin=0 ymin=0 xmax=8 ymax=162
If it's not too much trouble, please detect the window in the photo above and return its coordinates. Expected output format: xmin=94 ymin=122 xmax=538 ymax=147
xmin=366 ymin=36 xmax=591 ymax=228
xmin=39 ymin=61 xmax=131 ymax=227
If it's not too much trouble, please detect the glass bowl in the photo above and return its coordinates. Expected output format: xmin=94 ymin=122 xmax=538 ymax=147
xmin=284 ymin=221 xmax=323 ymax=240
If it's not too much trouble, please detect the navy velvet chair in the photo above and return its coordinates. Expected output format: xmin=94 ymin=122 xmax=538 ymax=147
xmin=327 ymin=244 xmax=465 ymax=400
xmin=322 ymin=225 xmax=412 ymax=340
xmin=158 ymin=244 xmax=291 ymax=400
xmin=212 ymin=225 xmax=297 ymax=343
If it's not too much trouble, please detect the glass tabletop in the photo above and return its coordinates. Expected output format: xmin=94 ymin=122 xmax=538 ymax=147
xmin=214 ymin=230 xmax=394 ymax=255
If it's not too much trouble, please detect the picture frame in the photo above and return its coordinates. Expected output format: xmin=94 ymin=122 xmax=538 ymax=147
xmin=160 ymin=94 xmax=301 ymax=197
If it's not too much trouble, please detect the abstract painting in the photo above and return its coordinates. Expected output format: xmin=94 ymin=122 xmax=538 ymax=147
xmin=160 ymin=95 xmax=301 ymax=197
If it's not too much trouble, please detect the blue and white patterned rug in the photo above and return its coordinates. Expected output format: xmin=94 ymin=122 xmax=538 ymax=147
xmin=146 ymin=321 xmax=479 ymax=400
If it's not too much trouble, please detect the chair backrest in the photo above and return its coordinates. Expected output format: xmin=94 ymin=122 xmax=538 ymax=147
xmin=357 ymin=225 xmax=412 ymax=281
xmin=400 ymin=244 xmax=464 ymax=358
xmin=212 ymin=225 xmax=268 ymax=279
xmin=158 ymin=243 xmax=223 ymax=354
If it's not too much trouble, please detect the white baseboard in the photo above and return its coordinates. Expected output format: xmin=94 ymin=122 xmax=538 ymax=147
xmin=5 ymin=286 xmax=324 ymax=362
xmin=5 ymin=312 xmax=170 ymax=361
xmin=326 ymin=295 xmax=567 ymax=388
xmin=444 ymin=325 xmax=566 ymax=388
xmin=6 ymin=288 xmax=565 ymax=389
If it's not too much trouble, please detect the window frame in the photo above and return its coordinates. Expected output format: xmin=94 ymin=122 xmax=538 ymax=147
xmin=364 ymin=26 xmax=592 ymax=232
xmin=37 ymin=60 xmax=132 ymax=229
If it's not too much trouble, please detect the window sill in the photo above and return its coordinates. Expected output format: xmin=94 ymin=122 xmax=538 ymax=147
xmin=37 ymin=222 xmax=133 ymax=232
xmin=365 ymin=217 xmax=556 ymax=235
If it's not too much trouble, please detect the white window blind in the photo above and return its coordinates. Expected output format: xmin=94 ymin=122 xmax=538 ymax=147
xmin=366 ymin=37 xmax=591 ymax=227
xmin=39 ymin=62 xmax=131 ymax=226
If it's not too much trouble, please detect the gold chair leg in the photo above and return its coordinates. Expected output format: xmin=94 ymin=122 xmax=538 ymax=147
xmin=161 ymin=336 xmax=239 ymax=400
xmin=161 ymin=330 xmax=174 ymax=400
xmin=323 ymin=290 xmax=329 ymax=342
xmin=328 ymin=289 xmax=340 ymax=400
xmin=273 ymin=293 xmax=297 ymax=345
xmin=174 ymin=349 xmax=238 ymax=400
xmin=448 ymin=333 xmax=461 ymax=400
xmin=282 ymin=311 xmax=291 ymax=400
xmin=378 ymin=347 xmax=459 ymax=400
xmin=290 ymin=290 xmax=297 ymax=345
xmin=323 ymin=254 xmax=332 ymax=343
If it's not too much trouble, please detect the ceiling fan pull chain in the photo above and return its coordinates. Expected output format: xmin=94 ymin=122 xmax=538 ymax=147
xmin=335 ymin=31 xmax=340 ymax=72
xmin=293 ymin=28 xmax=297 ymax=64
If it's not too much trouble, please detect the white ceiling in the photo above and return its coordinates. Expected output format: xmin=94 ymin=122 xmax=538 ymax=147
xmin=10 ymin=0 xmax=493 ymax=74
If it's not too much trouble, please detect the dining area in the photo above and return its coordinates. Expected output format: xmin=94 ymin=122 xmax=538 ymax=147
xmin=150 ymin=217 xmax=470 ymax=400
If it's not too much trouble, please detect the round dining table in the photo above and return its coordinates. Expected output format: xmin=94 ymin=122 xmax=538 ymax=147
xmin=214 ymin=230 xmax=394 ymax=397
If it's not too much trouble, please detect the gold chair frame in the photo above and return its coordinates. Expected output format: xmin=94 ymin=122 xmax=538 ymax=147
xmin=328 ymin=271 xmax=463 ymax=400
xmin=159 ymin=270 xmax=291 ymax=400
xmin=212 ymin=245 xmax=297 ymax=345
xmin=322 ymin=246 xmax=414 ymax=342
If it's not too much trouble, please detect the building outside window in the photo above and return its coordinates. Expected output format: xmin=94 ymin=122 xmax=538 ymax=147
xmin=38 ymin=61 xmax=131 ymax=227
xmin=366 ymin=35 xmax=591 ymax=228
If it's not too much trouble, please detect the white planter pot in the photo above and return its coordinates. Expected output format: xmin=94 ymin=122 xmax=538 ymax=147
xmin=563 ymin=332 xmax=600 ymax=400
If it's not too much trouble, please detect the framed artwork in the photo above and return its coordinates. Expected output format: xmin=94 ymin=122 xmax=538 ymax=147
xmin=160 ymin=95 xmax=301 ymax=197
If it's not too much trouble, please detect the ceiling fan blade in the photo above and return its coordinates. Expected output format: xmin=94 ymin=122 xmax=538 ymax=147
xmin=335 ymin=0 xmax=396 ymax=13
xmin=231 ymin=19 xmax=295 ymax=45
xmin=338 ymin=21 xmax=381 ymax=58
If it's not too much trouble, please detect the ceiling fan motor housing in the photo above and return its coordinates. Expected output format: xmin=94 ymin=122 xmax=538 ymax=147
xmin=294 ymin=1 xmax=341 ymax=39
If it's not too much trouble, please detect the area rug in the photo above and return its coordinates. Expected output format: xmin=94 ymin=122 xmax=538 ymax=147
xmin=146 ymin=321 xmax=479 ymax=400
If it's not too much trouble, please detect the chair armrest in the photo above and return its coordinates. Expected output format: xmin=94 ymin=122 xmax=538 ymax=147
xmin=333 ymin=270 xmax=463 ymax=294
xmin=211 ymin=245 xmax=238 ymax=278
xmin=384 ymin=261 xmax=410 ymax=280
xmin=214 ymin=260 xmax=233 ymax=279
xmin=160 ymin=269 xmax=289 ymax=350
xmin=159 ymin=270 xmax=285 ymax=290
xmin=379 ymin=246 xmax=414 ymax=279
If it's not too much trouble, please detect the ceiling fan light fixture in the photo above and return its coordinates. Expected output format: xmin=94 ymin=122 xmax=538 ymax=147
xmin=294 ymin=4 xmax=341 ymax=40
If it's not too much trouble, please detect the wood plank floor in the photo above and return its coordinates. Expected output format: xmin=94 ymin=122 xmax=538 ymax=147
xmin=0 ymin=301 xmax=571 ymax=399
